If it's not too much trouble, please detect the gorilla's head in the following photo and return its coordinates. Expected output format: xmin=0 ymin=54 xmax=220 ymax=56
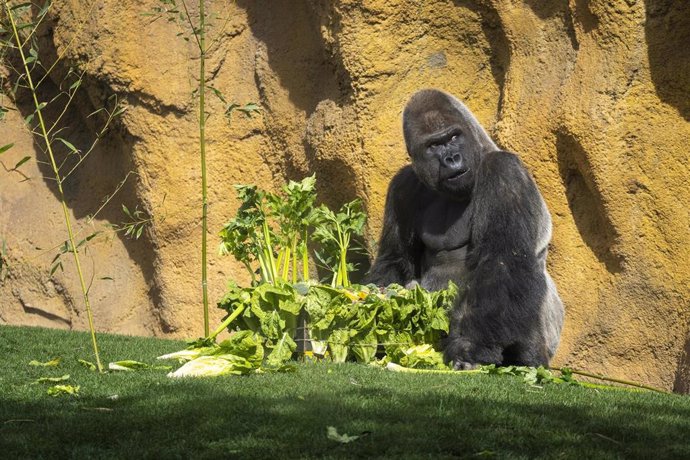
xmin=403 ymin=89 xmax=497 ymax=199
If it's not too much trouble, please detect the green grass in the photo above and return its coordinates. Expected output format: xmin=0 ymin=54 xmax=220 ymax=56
xmin=1 ymin=325 xmax=689 ymax=459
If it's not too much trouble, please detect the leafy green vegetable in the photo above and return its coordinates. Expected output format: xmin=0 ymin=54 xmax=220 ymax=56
xmin=216 ymin=280 xmax=457 ymax=369
xmin=219 ymin=184 xmax=276 ymax=284
xmin=327 ymin=426 xmax=363 ymax=444
xmin=168 ymin=355 xmax=255 ymax=378
xmin=398 ymin=344 xmax=446 ymax=369
xmin=77 ymin=359 xmax=97 ymax=371
xmin=219 ymin=175 xmax=363 ymax=287
xmin=163 ymin=330 xmax=271 ymax=378
xmin=47 ymin=384 xmax=80 ymax=397
xmin=311 ymin=200 xmax=366 ymax=287
xmin=29 ymin=357 xmax=61 ymax=367
xmin=108 ymin=360 xmax=172 ymax=372
xmin=33 ymin=375 xmax=70 ymax=384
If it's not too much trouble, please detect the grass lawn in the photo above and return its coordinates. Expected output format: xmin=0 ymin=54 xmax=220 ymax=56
xmin=1 ymin=325 xmax=689 ymax=459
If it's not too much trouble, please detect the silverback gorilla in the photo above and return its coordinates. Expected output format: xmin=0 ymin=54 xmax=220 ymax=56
xmin=365 ymin=89 xmax=564 ymax=370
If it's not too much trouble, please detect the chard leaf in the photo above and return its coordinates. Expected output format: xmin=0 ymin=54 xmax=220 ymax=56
xmin=78 ymin=359 xmax=97 ymax=371
xmin=265 ymin=332 xmax=296 ymax=367
xmin=167 ymin=355 xmax=253 ymax=378
xmin=327 ymin=426 xmax=361 ymax=444
xmin=29 ymin=357 xmax=61 ymax=367
xmin=399 ymin=344 xmax=447 ymax=370
xmin=108 ymin=360 xmax=170 ymax=371
xmin=158 ymin=348 xmax=215 ymax=363
xmin=328 ymin=329 xmax=350 ymax=363
xmin=47 ymin=384 xmax=80 ymax=397
xmin=33 ymin=374 xmax=70 ymax=384
xmin=351 ymin=329 xmax=378 ymax=364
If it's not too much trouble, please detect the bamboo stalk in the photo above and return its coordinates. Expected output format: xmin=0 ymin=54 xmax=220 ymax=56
xmin=7 ymin=4 xmax=103 ymax=372
xmin=198 ymin=0 xmax=209 ymax=337
xmin=561 ymin=368 xmax=671 ymax=394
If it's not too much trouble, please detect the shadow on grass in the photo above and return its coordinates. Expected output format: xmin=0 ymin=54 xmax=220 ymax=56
xmin=2 ymin=370 xmax=690 ymax=459
xmin=2 ymin=326 xmax=689 ymax=458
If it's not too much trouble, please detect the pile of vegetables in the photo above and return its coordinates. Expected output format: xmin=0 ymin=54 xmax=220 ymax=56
xmin=159 ymin=176 xmax=459 ymax=377
xmin=156 ymin=175 xmax=673 ymax=394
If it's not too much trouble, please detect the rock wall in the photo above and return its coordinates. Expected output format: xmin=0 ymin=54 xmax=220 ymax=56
xmin=1 ymin=0 xmax=688 ymax=391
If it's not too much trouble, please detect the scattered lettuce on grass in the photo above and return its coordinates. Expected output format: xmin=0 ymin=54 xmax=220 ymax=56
xmin=29 ymin=357 xmax=61 ymax=367
xmin=47 ymin=384 xmax=80 ymax=397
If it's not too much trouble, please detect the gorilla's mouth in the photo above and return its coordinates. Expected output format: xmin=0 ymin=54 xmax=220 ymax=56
xmin=444 ymin=168 xmax=469 ymax=183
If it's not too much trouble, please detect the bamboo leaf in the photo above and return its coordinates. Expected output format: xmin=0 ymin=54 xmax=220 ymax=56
xmin=13 ymin=156 xmax=31 ymax=170
xmin=0 ymin=143 xmax=14 ymax=155
xmin=50 ymin=261 xmax=63 ymax=275
xmin=57 ymin=138 xmax=79 ymax=153
xmin=10 ymin=2 xmax=32 ymax=10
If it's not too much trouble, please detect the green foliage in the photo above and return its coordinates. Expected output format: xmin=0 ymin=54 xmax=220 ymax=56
xmin=479 ymin=364 xmax=581 ymax=387
xmin=33 ymin=374 xmax=70 ymax=384
xmin=311 ymin=199 xmax=366 ymax=287
xmin=1 ymin=1 xmax=137 ymax=373
xmin=165 ymin=280 xmax=457 ymax=374
xmin=220 ymin=176 xmax=323 ymax=285
xmin=112 ymin=204 xmax=152 ymax=240
xmin=145 ymin=0 xmax=261 ymax=337
xmin=219 ymin=175 xmax=366 ymax=287
xmin=46 ymin=384 xmax=80 ymax=397
xmin=160 ymin=330 xmax=295 ymax=377
xmin=29 ymin=357 xmax=61 ymax=367
xmin=327 ymin=426 xmax=364 ymax=444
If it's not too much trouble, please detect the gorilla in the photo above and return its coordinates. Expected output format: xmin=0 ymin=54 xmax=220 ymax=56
xmin=365 ymin=89 xmax=564 ymax=370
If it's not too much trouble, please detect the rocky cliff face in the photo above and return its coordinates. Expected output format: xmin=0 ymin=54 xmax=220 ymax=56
xmin=1 ymin=0 xmax=688 ymax=391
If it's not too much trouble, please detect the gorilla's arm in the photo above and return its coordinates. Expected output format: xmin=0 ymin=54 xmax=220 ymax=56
xmin=364 ymin=166 xmax=423 ymax=286
xmin=445 ymin=151 xmax=553 ymax=367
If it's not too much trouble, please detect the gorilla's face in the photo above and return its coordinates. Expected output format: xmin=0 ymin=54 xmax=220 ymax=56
xmin=402 ymin=90 xmax=493 ymax=200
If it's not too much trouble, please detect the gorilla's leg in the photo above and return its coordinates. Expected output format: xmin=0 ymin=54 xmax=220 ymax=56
xmin=443 ymin=333 xmax=503 ymax=370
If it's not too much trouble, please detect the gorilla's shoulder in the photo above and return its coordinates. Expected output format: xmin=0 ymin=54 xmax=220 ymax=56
xmin=478 ymin=150 xmax=532 ymax=183
xmin=389 ymin=165 xmax=425 ymax=196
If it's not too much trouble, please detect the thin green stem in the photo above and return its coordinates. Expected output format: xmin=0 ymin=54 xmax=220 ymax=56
xmin=7 ymin=4 xmax=103 ymax=372
xmin=257 ymin=249 xmax=271 ymax=284
xmin=261 ymin=219 xmax=277 ymax=283
xmin=198 ymin=0 xmax=209 ymax=337
xmin=282 ymin=245 xmax=291 ymax=282
xmin=291 ymin=237 xmax=297 ymax=284
xmin=208 ymin=304 xmax=246 ymax=340
xmin=561 ymin=368 xmax=671 ymax=394
xmin=302 ymin=230 xmax=309 ymax=281
xmin=276 ymin=249 xmax=284 ymax=280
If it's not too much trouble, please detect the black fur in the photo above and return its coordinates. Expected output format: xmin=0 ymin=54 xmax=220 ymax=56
xmin=365 ymin=89 xmax=564 ymax=369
